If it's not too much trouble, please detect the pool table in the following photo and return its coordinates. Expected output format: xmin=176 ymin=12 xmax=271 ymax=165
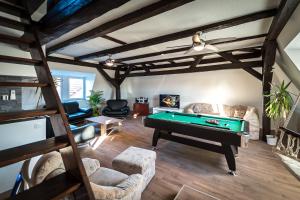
xmin=144 ymin=111 xmax=250 ymax=175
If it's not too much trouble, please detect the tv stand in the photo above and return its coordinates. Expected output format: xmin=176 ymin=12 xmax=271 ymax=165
xmin=153 ymin=107 xmax=184 ymax=114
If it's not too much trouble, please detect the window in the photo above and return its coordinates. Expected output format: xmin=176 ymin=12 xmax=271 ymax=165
xmin=51 ymin=70 xmax=95 ymax=101
xmin=69 ymin=78 xmax=85 ymax=99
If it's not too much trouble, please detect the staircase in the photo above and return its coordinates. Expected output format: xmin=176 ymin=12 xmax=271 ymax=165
xmin=0 ymin=1 xmax=95 ymax=200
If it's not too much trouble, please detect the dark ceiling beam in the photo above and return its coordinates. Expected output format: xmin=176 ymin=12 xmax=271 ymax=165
xmin=22 ymin=0 xmax=44 ymax=15
xmin=76 ymin=9 xmax=276 ymax=60
xmin=96 ymin=66 xmax=118 ymax=87
xmin=124 ymin=61 xmax=262 ymax=77
xmin=0 ymin=1 xmax=26 ymax=18
xmin=190 ymin=55 xmax=204 ymax=68
xmin=0 ymin=15 xmax=27 ymax=31
xmin=125 ymin=52 xmax=261 ymax=71
xmin=46 ymin=0 xmax=194 ymax=54
xmin=218 ymin=52 xmax=263 ymax=81
xmin=261 ymin=0 xmax=299 ymax=140
xmin=102 ymin=35 xmax=127 ymax=45
xmin=39 ymin=0 xmax=130 ymax=44
xmin=266 ymin=0 xmax=300 ymax=41
xmin=46 ymin=56 xmax=116 ymax=70
xmin=120 ymin=46 xmax=262 ymax=70
xmin=119 ymin=65 xmax=133 ymax=84
xmin=117 ymin=34 xmax=266 ymax=62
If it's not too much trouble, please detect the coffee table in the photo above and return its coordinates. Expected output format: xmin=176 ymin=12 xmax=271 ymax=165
xmin=85 ymin=116 xmax=123 ymax=135
xmin=174 ymin=185 xmax=220 ymax=200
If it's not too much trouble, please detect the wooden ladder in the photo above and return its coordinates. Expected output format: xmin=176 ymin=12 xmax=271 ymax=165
xmin=0 ymin=2 xmax=95 ymax=200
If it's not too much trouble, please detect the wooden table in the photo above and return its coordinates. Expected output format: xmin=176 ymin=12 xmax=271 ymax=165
xmin=85 ymin=116 xmax=123 ymax=135
xmin=174 ymin=185 xmax=220 ymax=200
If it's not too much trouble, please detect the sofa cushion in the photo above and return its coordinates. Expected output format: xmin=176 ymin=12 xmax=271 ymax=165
xmin=219 ymin=104 xmax=235 ymax=117
xmin=90 ymin=167 xmax=129 ymax=186
xmin=68 ymin=112 xmax=87 ymax=120
xmin=233 ymin=105 xmax=247 ymax=118
xmin=192 ymin=103 xmax=216 ymax=115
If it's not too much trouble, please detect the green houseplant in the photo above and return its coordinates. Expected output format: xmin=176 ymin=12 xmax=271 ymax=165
xmin=88 ymin=90 xmax=105 ymax=116
xmin=265 ymin=81 xmax=294 ymax=145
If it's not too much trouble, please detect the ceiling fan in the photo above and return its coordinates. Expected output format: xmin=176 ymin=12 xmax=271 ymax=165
xmin=167 ymin=32 xmax=236 ymax=54
xmin=104 ymin=54 xmax=123 ymax=67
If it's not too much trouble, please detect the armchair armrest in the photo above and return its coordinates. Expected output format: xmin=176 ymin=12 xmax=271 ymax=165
xmin=121 ymin=106 xmax=130 ymax=113
xmin=90 ymin=174 xmax=143 ymax=200
xmin=79 ymin=107 xmax=93 ymax=114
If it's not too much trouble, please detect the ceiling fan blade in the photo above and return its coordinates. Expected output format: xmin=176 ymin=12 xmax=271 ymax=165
xmin=206 ymin=37 xmax=237 ymax=44
xmin=205 ymin=44 xmax=219 ymax=51
xmin=167 ymin=45 xmax=191 ymax=49
xmin=184 ymin=47 xmax=194 ymax=54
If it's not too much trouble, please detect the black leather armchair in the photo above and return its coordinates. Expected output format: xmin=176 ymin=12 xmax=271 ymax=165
xmin=62 ymin=101 xmax=93 ymax=123
xmin=102 ymin=99 xmax=130 ymax=117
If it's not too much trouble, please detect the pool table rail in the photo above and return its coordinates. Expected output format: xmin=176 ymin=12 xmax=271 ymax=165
xmin=144 ymin=117 xmax=249 ymax=147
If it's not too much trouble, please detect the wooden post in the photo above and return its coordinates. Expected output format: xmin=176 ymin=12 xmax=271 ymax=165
xmin=262 ymin=40 xmax=276 ymax=140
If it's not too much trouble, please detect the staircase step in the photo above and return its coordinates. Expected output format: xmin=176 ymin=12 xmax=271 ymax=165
xmin=0 ymin=135 xmax=69 ymax=168
xmin=0 ymin=16 xmax=27 ymax=31
xmin=0 ymin=82 xmax=49 ymax=87
xmin=0 ymin=55 xmax=40 ymax=65
xmin=0 ymin=33 xmax=33 ymax=47
xmin=0 ymin=109 xmax=58 ymax=122
xmin=8 ymin=171 xmax=81 ymax=200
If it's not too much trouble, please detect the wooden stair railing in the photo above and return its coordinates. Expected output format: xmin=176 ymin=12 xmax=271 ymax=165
xmin=0 ymin=1 xmax=95 ymax=199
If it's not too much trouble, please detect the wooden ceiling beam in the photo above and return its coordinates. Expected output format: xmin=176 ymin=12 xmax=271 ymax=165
xmin=266 ymin=0 xmax=300 ymax=41
xmin=46 ymin=0 xmax=193 ymax=54
xmin=76 ymin=9 xmax=276 ymax=60
xmin=218 ymin=52 xmax=263 ymax=81
xmin=46 ymin=56 xmax=115 ymax=70
xmin=120 ymin=46 xmax=262 ymax=70
xmin=0 ymin=1 xmax=26 ymax=18
xmin=124 ymin=61 xmax=262 ymax=77
xmin=38 ymin=0 xmax=130 ymax=44
xmin=116 ymin=34 xmax=266 ymax=62
xmin=126 ymin=52 xmax=261 ymax=71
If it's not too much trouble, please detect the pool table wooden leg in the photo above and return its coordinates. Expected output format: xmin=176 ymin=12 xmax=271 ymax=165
xmin=152 ymin=129 xmax=161 ymax=148
xmin=222 ymin=144 xmax=236 ymax=175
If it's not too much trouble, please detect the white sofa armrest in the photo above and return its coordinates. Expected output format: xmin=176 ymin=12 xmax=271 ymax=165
xmin=91 ymin=174 xmax=143 ymax=200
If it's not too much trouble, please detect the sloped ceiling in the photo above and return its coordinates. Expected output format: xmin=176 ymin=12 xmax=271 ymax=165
xmin=44 ymin=0 xmax=280 ymax=63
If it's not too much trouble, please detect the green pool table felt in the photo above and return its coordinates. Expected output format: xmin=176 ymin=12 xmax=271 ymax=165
xmin=148 ymin=111 xmax=246 ymax=133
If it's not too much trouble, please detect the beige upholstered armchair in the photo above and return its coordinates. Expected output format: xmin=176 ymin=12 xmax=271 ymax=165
xmin=21 ymin=151 xmax=143 ymax=200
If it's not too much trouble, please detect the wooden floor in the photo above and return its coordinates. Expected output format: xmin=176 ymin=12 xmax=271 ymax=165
xmin=80 ymin=117 xmax=300 ymax=200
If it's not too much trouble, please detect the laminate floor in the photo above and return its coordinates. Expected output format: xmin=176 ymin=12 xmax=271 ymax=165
xmin=80 ymin=117 xmax=300 ymax=200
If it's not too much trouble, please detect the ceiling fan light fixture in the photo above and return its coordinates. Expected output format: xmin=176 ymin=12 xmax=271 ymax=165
xmin=193 ymin=43 xmax=205 ymax=51
xmin=105 ymin=59 xmax=114 ymax=67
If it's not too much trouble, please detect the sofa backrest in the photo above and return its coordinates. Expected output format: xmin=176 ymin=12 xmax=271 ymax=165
xmin=107 ymin=99 xmax=128 ymax=111
xmin=62 ymin=101 xmax=80 ymax=114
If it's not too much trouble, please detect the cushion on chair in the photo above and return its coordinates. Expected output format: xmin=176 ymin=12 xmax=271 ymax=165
xmin=31 ymin=151 xmax=65 ymax=185
xmin=90 ymin=167 xmax=129 ymax=186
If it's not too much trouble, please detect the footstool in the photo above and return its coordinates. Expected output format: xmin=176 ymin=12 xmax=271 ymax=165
xmin=112 ymin=146 xmax=156 ymax=191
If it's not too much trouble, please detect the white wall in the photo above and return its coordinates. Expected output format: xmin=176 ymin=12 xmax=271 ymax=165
xmin=0 ymin=119 xmax=46 ymax=193
xmin=121 ymin=69 xmax=263 ymax=118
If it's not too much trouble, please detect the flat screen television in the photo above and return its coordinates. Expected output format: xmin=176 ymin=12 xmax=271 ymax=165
xmin=159 ymin=94 xmax=180 ymax=109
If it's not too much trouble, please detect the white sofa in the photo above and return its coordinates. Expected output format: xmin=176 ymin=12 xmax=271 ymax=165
xmin=184 ymin=103 xmax=260 ymax=140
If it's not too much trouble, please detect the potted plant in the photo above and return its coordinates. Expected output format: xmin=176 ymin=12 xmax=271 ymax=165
xmin=265 ymin=81 xmax=294 ymax=145
xmin=88 ymin=90 xmax=105 ymax=116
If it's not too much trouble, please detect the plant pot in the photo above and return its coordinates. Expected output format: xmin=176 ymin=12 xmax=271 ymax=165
xmin=266 ymin=135 xmax=278 ymax=146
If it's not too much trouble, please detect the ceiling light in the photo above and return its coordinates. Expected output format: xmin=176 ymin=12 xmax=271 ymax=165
xmin=193 ymin=43 xmax=205 ymax=51
xmin=105 ymin=59 xmax=114 ymax=67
